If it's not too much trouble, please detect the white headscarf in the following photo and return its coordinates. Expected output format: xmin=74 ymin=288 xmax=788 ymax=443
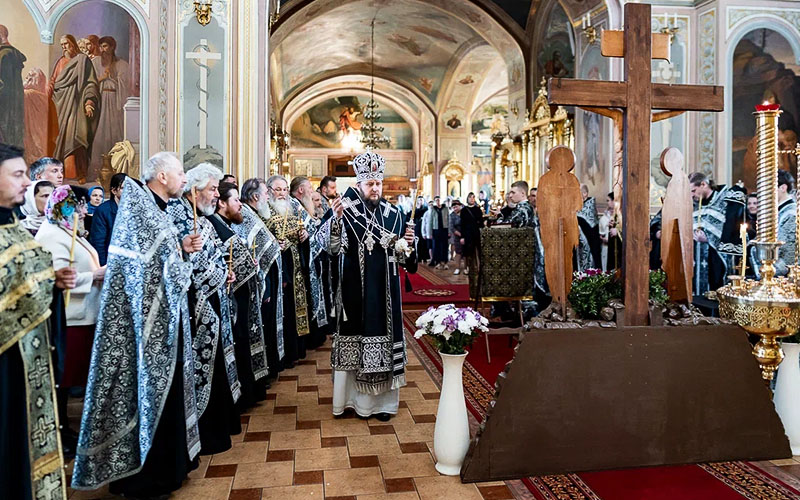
xmin=21 ymin=180 xmax=47 ymax=233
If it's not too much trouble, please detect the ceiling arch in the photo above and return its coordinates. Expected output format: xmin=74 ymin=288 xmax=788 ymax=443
xmin=270 ymin=0 xmax=525 ymax=112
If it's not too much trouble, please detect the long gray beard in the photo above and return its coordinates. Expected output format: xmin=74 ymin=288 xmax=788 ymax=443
xmin=270 ymin=199 xmax=289 ymax=217
xmin=256 ymin=199 xmax=271 ymax=219
xmin=299 ymin=193 xmax=315 ymax=216
xmin=199 ymin=202 xmax=215 ymax=217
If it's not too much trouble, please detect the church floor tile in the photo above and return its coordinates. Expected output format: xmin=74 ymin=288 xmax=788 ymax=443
xmin=231 ymin=461 xmax=294 ymax=490
xmin=66 ymin=338 xmax=526 ymax=499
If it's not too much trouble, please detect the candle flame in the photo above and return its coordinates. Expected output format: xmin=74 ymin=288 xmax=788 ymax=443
xmin=763 ymin=101 xmax=771 ymax=106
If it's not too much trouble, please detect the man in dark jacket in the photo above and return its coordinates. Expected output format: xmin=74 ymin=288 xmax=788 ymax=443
xmin=88 ymin=173 xmax=126 ymax=265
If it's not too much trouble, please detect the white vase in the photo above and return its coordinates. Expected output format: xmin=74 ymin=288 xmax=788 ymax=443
xmin=433 ymin=351 xmax=470 ymax=476
xmin=774 ymin=342 xmax=800 ymax=455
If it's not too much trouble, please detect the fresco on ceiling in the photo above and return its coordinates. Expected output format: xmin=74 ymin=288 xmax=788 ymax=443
xmin=271 ymin=0 xmax=481 ymax=104
xmin=0 ymin=0 xmax=141 ymax=183
xmin=471 ymin=100 xmax=509 ymax=142
xmin=537 ymin=3 xmax=574 ymax=79
xmin=271 ymin=0 xmax=526 ymax=109
xmin=733 ymin=28 xmax=800 ymax=191
xmin=290 ymin=96 xmax=413 ymax=150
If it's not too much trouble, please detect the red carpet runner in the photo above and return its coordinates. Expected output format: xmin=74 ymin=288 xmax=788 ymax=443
xmin=400 ymin=268 xmax=470 ymax=305
xmin=403 ymin=310 xmax=800 ymax=500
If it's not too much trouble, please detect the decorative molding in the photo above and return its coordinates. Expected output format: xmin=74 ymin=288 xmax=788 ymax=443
xmin=728 ymin=7 xmax=800 ymax=37
xmin=159 ymin=0 xmax=168 ymax=150
xmin=698 ymin=8 xmax=716 ymax=176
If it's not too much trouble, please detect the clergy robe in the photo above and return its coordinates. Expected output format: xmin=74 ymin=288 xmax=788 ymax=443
xmin=208 ymin=213 xmax=269 ymax=409
xmin=753 ymin=197 xmax=796 ymax=278
xmin=317 ymin=188 xmax=417 ymax=417
xmin=234 ymin=204 xmax=285 ymax=377
xmin=264 ymin=198 xmax=326 ymax=364
xmin=167 ymin=198 xmax=241 ymax=454
xmin=693 ymin=186 xmax=746 ymax=295
xmin=73 ymin=180 xmax=200 ymax=496
xmin=577 ymin=197 xmax=602 ymax=271
xmin=0 ymin=207 xmax=66 ymax=500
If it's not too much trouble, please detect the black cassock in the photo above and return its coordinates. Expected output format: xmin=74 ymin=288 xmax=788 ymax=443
xmin=208 ymin=214 xmax=269 ymax=410
xmin=321 ymin=189 xmax=418 ymax=415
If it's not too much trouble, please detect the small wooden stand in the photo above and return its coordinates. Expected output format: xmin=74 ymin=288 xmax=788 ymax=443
xmin=660 ymin=147 xmax=693 ymax=302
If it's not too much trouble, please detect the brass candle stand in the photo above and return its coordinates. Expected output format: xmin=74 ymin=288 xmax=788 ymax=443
xmin=718 ymin=104 xmax=800 ymax=381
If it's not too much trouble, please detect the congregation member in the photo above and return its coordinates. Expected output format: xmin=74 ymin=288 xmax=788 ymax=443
xmin=316 ymin=150 xmax=417 ymax=421
xmin=29 ymin=156 xmax=64 ymax=185
xmin=167 ymin=164 xmax=241 ymax=455
xmin=20 ymin=179 xmax=53 ymax=235
xmin=0 ymin=144 xmax=69 ymax=500
xmin=88 ymin=172 xmax=126 ymax=265
xmin=577 ymin=184 xmax=603 ymax=271
xmin=413 ymin=195 xmax=429 ymax=263
xmin=73 ymin=152 xmax=203 ymax=497
xmin=529 ymin=187 xmax=538 ymax=212
xmin=222 ymin=173 xmax=237 ymax=185
xmin=427 ymin=195 xmax=450 ymax=269
xmin=237 ymin=178 xmax=285 ymax=376
xmin=460 ymin=192 xmax=483 ymax=277
xmin=36 ymin=185 xmax=105 ymax=453
xmin=690 ymin=172 xmax=746 ymax=296
xmin=83 ymin=185 xmax=104 ymax=233
xmin=210 ymin=181 xmax=269 ymax=409
xmin=449 ymin=199 xmax=465 ymax=274
xmin=264 ymin=175 xmax=312 ymax=366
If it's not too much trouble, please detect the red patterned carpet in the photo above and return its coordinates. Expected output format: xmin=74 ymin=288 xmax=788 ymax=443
xmin=400 ymin=267 xmax=470 ymax=305
xmin=402 ymin=310 xmax=800 ymax=500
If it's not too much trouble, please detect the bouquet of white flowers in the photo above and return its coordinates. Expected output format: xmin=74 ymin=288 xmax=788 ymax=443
xmin=414 ymin=304 xmax=489 ymax=355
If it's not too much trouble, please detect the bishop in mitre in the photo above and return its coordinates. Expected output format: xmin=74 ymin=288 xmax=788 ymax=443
xmin=317 ymin=149 xmax=417 ymax=421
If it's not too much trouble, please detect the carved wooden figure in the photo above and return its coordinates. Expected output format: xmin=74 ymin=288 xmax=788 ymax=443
xmin=659 ymin=147 xmax=694 ymax=302
xmin=538 ymin=146 xmax=582 ymax=308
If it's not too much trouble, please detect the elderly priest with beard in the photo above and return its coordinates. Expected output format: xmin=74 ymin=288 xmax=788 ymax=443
xmin=236 ymin=178 xmax=285 ymax=378
xmin=264 ymin=175 xmax=320 ymax=365
xmin=167 ymin=163 xmax=242 ymax=455
xmin=209 ymin=181 xmax=271 ymax=409
xmin=317 ymin=149 xmax=417 ymax=421
xmin=73 ymin=152 xmax=202 ymax=497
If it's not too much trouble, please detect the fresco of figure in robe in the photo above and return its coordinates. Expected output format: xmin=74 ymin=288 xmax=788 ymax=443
xmin=0 ymin=24 xmax=26 ymax=148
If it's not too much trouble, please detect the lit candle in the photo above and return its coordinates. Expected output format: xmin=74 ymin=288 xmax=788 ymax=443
xmin=695 ymin=195 xmax=702 ymax=227
xmin=663 ymin=13 xmax=668 ymax=27
xmin=673 ymin=13 xmax=678 ymax=26
xmin=740 ymin=223 xmax=747 ymax=278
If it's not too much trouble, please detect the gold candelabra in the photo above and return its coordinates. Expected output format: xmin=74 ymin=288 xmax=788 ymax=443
xmin=580 ymin=13 xmax=597 ymax=45
xmin=718 ymin=103 xmax=800 ymax=381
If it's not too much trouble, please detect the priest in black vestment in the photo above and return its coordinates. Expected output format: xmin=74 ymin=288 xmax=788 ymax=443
xmin=316 ymin=149 xmax=417 ymax=421
xmin=263 ymin=175 xmax=314 ymax=366
xmin=236 ymin=178 xmax=285 ymax=379
xmin=167 ymin=163 xmax=241 ymax=455
xmin=577 ymin=184 xmax=603 ymax=271
xmin=0 ymin=143 xmax=67 ymax=500
xmin=74 ymin=152 xmax=203 ymax=497
xmin=209 ymin=182 xmax=270 ymax=410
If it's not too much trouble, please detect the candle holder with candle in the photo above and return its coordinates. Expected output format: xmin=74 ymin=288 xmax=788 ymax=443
xmin=717 ymin=103 xmax=800 ymax=381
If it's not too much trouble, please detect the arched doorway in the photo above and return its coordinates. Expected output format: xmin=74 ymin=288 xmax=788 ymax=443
xmin=440 ymin=158 xmax=465 ymax=200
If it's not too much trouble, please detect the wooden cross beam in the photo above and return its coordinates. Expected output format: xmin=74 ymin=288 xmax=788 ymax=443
xmin=547 ymin=3 xmax=724 ymax=326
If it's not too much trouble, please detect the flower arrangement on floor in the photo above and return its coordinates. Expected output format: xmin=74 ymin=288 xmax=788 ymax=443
xmin=568 ymin=268 xmax=668 ymax=320
xmin=414 ymin=304 xmax=489 ymax=355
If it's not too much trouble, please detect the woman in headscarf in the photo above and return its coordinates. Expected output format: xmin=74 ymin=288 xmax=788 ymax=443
xmin=20 ymin=180 xmax=54 ymax=235
xmin=36 ymin=186 xmax=106 ymax=449
xmin=84 ymin=186 xmax=104 ymax=235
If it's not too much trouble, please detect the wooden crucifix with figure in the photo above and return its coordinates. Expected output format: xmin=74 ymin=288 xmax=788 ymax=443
xmin=547 ymin=3 xmax=724 ymax=325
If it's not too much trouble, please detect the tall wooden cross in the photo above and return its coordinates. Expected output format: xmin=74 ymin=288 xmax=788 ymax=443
xmin=547 ymin=3 xmax=724 ymax=325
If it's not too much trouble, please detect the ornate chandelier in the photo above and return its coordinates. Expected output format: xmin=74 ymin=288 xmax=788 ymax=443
xmin=360 ymin=17 xmax=390 ymax=149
